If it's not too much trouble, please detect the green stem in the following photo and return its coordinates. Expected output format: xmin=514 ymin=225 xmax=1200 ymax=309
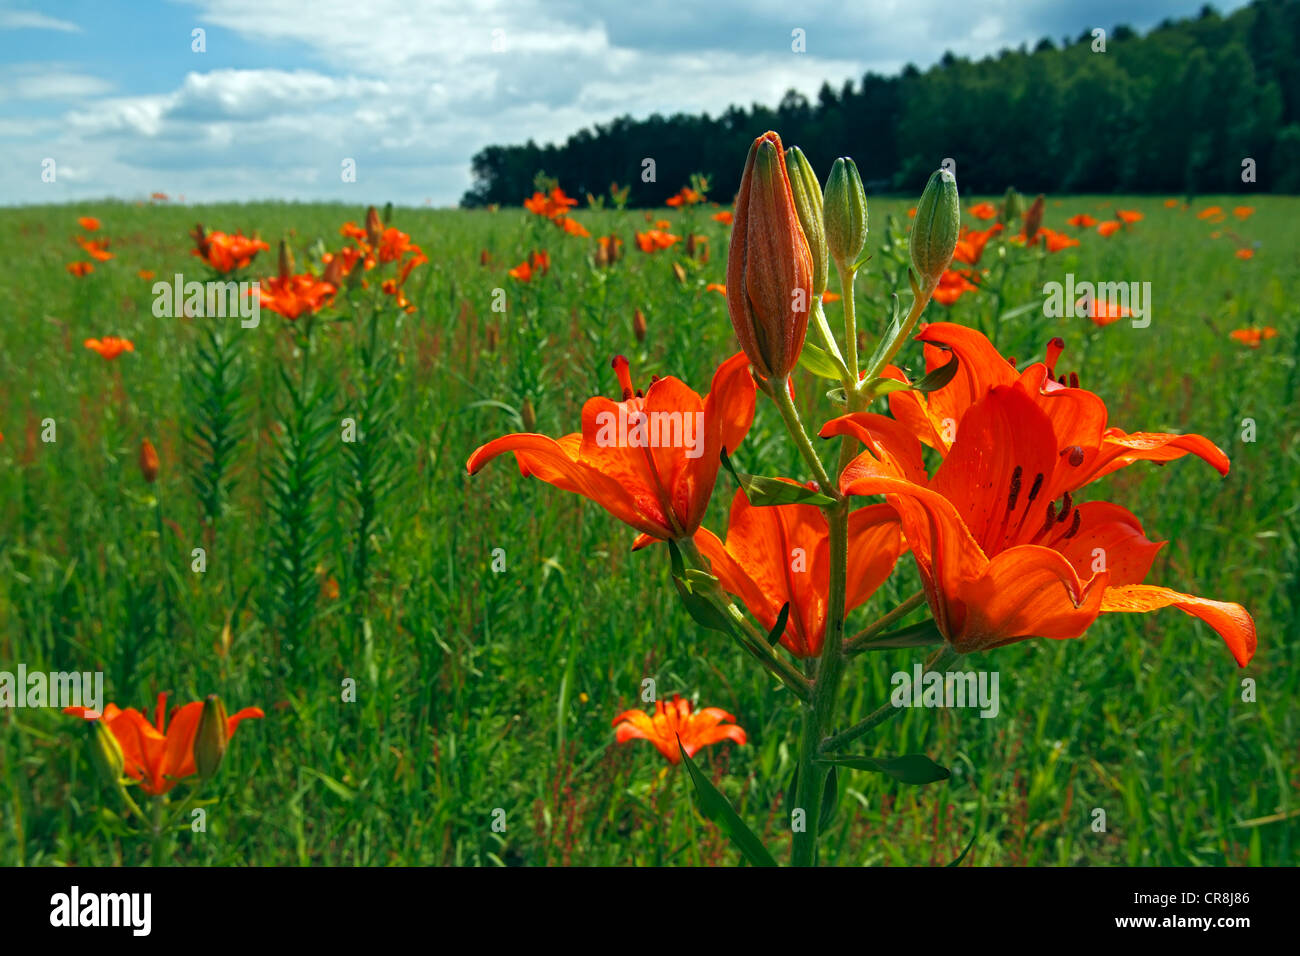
xmin=862 ymin=274 xmax=937 ymax=387
xmin=766 ymin=376 xmax=835 ymax=495
xmin=835 ymin=260 xmax=860 ymax=382
xmin=819 ymin=646 xmax=958 ymax=754
xmin=843 ymin=590 xmax=927 ymax=655
xmin=149 ymin=796 xmax=167 ymax=866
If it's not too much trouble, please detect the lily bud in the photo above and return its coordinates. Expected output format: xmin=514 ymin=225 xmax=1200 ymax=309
xmin=822 ymin=157 xmax=867 ymax=271
xmin=725 ymin=131 xmax=814 ymax=381
xmin=1023 ymin=194 xmax=1045 ymax=244
xmin=138 ymin=438 xmax=159 ymax=484
xmin=521 ymin=398 xmax=536 ymax=432
xmin=784 ymin=146 xmax=827 ymax=294
xmin=322 ymin=254 xmax=345 ymax=289
xmin=1001 ymin=186 xmax=1022 ymax=223
xmin=633 ymin=308 xmax=647 ymax=343
xmin=278 ymin=240 xmax=294 ymax=281
xmin=365 ymin=206 xmax=382 ymax=247
xmin=88 ymin=718 xmax=125 ymax=786
xmin=910 ymin=169 xmax=960 ymax=287
xmin=194 ymin=694 xmax=228 ymax=780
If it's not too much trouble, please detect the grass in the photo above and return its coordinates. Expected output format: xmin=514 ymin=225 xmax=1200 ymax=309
xmin=0 ymin=193 xmax=1296 ymax=866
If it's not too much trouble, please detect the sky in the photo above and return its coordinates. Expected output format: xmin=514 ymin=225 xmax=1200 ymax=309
xmin=0 ymin=0 xmax=1251 ymax=207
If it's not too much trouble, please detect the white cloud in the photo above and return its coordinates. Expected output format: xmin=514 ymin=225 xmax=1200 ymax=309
xmin=0 ymin=11 xmax=82 ymax=32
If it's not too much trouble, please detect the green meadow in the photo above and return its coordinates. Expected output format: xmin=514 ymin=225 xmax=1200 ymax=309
xmin=0 ymin=193 xmax=1296 ymax=866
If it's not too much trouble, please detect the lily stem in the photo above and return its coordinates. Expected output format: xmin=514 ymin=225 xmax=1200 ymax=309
xmin=766 ymin=376 xmax=835 ymax=495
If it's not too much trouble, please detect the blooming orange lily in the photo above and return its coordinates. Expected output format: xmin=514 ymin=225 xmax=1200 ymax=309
xmin=77 ymin=216 xmax=101 ymax=232
xmin=824 ymin=386 xmax=1255 ymax=666
xmin=1066 ymin=214 xmax=1097 ymax=228
xmin=635 ymin=229 xmax=680 ymax=253
xmin=67 ymin=261 xmax=94 ymax=277
xmin=1230 ymin=327 xmax=1277 ymax=348
xmin=695 ymin=488 xmax=903 ymax=657
xmin=969 ymin=202 xmax=997 ymax=220
xmin=931 ymin=269 xmax=979 ymax=306
xmin=1097 ymin=221 xmax=1121 ymax=238
xmin=192 ymin=226 xmax=270 ymax=273
xmin=84 ymin=336 xmax=134 ymax=360
xmin=258 ymin=274 xmax=336 ymax=320
xmin=467 ymin=353 xmax=755 ymax=542
xmin=64 ymin=693 xmax=263 ymax=796
xmin=953 ymin=224 xmax=1002 ymax=266
xmin=612 ymin=696 xmax=746 ymax=764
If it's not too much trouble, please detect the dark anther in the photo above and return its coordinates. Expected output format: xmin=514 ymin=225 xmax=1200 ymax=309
xmin=1061 ymin=445 xmax=1085 ymax=466
xmin=1007 ymin=465 xmax=1023 ymax=511
xmin=1056 ymin=491 xmax=1073 ymax=522
xmin=1063 ymin=509 xmax=1082 ymax=539
xmin=1068 ymin=372 xmax=1079 ymax=389
xmin=1026 ymin=472 xmax=1044 ymax=502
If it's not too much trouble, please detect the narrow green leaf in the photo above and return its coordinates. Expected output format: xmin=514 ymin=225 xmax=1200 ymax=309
xmin=947 ymin=828 xmax=978 ymax=866
xmin=765 ymin=602 xmax=791 ymax=646
xmin=815 ymin=753 xmax=951 ymax=784
xmin=819 ymin=765 xmax=840 ymax=830
xmin=720 ymin=448 xmax=835 ymax=508
xmin=678 ymin=739 xmax=778 ymax=867
xmin=798 ymin=341 xmax=847 ymax=381
xmin=856 ymin=618 xmax=945 ymax=650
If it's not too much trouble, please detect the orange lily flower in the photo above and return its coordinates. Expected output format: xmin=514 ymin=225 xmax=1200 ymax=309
xmin=822 ymin=291 xmax=841 ymax=303
xmin=258 ymin=274 xmax=335 ymax=320
xmin=467 ymin=353 xmax=755 ymax=542
xmin=712 ymin=211 xmax=734 ymax=224
xmin=557 ymin=216 xmax=590 ymax=238
xmin=931 ymin=269 xmax=979 ymax=306
xmin=1078 ymin=296 xmax=1130 ymax=326
xmin=1097 ymin=221 xmax=1121 ymax=237
xmin=192 ymin=228 xmax=270 ymax=273
xmin=666 ymin=187 xmax=702 ymax=207
xmin=1164 ymin=199 xmax=1180 ymax=208
xmin=1230 ymin=327 xmax=1277 ymax=348
xmin=78 ymin=216 xmax=101 ymax=232
xmin=1067 ymin=214 xmax=1097 ymax=228
xmin=952 ymin=224 xmax=1002 ymax=266
xmin=1235 ymin=248 xmax=1254 ymax=260
xmin=695 ymin=488 xmax=903 ymax=658
xmin=508 ymin=260 xmax=534 ymax=282
xmin=705 ymin=282 xmax=726 ymax=296
xmin=75 ymin=235 xmax=114 ymax=261
xmin=969 ymin=202 xmax=997 ymax=220
xmin=1039 ymin=228 xmax=1080 ymax=253
xmin=84 ymin=336 xmax=134 ymax=360
xmin=882 ymin=323 xmax=1229 ymax=497
xmin=66 ymin=261 xmax=94 ymax=277
xmin=825 ymin=387 xmax=1255 ymax=666
xmin=64 ymin=693 xmax=263 ymax=796
xmin=138 ymin=269 xmax=156 ymax=280
xmin=612 ymin=696 xmax=746 ymax=764
xmin=1233 ymin=206 xmax=1255 ymax=220
xmin=635 ymin=229 xmax=680 ymax=253
xmin=1196 ymin=206 xmax=1224 ymax=220
xmin=524 ymin=187 xmax=579 ymax=219
xmin=1116 ymin=209 xmax=1143 ymax=224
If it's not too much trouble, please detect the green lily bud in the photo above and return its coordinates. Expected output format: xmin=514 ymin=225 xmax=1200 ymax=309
xmin=195 ymin=694 xmax=229 ymax=780
xmin=910 ymin=169 xmax=960 ymax=287
xmin=823 ymin=157 xmax=868 ymax=268
xmin=88 ymin=719 xmax=125 ymax=786
xmin=1023 ymin=194 xmax=1045 ymax=244
xmin=784 ymin=146 xmax=827 ymax=295
xmin=1001 ymin=186 xmax=1021 ymax=223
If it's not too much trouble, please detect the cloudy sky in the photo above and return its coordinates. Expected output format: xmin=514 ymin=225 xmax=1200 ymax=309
xmin=0 ymin=0 xmax=1247 ymax=207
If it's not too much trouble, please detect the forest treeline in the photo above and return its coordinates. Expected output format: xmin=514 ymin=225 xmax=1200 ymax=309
xmin=461 ymin=0 xmax=1300 ymax=205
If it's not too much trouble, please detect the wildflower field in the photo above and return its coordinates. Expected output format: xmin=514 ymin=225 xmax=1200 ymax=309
xmin=1 ymin=181 xmax=1296 ymax=867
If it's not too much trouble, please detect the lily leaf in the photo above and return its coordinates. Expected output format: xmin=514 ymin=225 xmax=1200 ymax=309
xmin=947 ymin=828 xmax=979 ymax=866
xmin=765 ymin=602 xmax=791 ymax=646
xmin=666 ymin=539 xmax=734 ymax=634
xmin=819 ymin=765 xmax=840 ymax=830
xmin=815 ymin=752 xmax=951 ymax=785
xmin=720 ymin=448 xmax=835 ymax=508
xmin=863 ymin=293 xmax=905 ymax=377
xmin=678 ymin=739 xmax=778 ymax=867
xmin=798 ymin=341 xmax=847 ymax=381
xmin=855 ymin=618 xmax=945 ymax=650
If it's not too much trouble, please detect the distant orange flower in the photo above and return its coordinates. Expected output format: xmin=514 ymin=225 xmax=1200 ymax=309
xmin=1233 ymin=206 xmax=1255 ymax=220
xmin=1164 ymin=199 xmax=1179 ymax=208
xmin=705 ymin=283 xmax=726 ymax=295
xmin=1235 ymin=248 xmax=1254 ymax=260
xmin=150 ymin=192 xmax=169 ymax=202
xmin=635 ymin=229 xmax=680 ymax=253
xmin=1196 ymin=206 xmax=1223 ymax=220
xmin=712 ymin=211 xmax=733 ymax=224
xmin=969 ymin=202 xmax=997 ymax=220
xmin=65 ymin=693 xmax=263 ymax=796
xmin=77 ymin=216 xmax=100 ymax=232
xmin=192 ymin=227 xmax=270 ymax=273
xmin=138 ymin=269 xmax=156 ymax=280
xmin=931 ymin=269 xmax=978 ymax=306
xmin=84 ymin=336 xmax=134 ymax=360
xmin=258 ymin=274 xmax=335 ymax=320
xmin=75 ymin=235 xmax=114 ymax=261
xmin=508 ymin=260 xmax=534 ymax=282
xmin=665 ymin=187 xmax=702 ymax=208
xmin=557 ymin=216 xmax=590 ymax=238
xmin=524 ymin=187 xmax=579 ymax=219
xmin=822 ymin=291 xmax=841 ymax=303
xmin=907 ymin=207 xmax=917 ymax=218
xmin=1078 ymin=296 xmax=1131 ymax=326
xmin=139 ymin=438 xmax=159 ymax=483
xmin=1097 ymin=221 xmax=1121 ymax=238
xmin=1116 ymin=210 xmax=1143 ymax=224
xmin=953 ymin=223 xmax=1003 ymax=265
xmin=376 ymin=227 xmax=418 ymax=263
xmin=654 ymin=219 xmax=672 ymax=230
xmin=1230 ymin=327 xmax=1277 ymax=348
xmin=66 ymin=261 xmax=94 ymax=277
xmin=1066 ymin=214 xmax=1097 ymax=228
xmin=612 ymin=696 xmax=746 ymax=764
xmin=1040 ymin=227 xmax=1080 ymax=253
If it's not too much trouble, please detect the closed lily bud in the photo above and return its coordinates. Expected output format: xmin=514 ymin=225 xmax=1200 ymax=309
xmin=365 ymin=206 xmax=382 ymax=247
xmin=633 ymin=308 xmax=647 ymax=343
xmin=195 ymin=694 xmax=228 ymax=780
xmin=89 ymin=718 xmax=125 ymax=786
xmin=910 ymin=169 xmax=960 ymax=287
xmin=725 ymin=131 xmax=814 ymax=381
xmin=1001 ymin=186 xmax=1022 ymax=223
xmin=671 ymin=261 xmax=687 ymax=285
xmin=822 ymin=157 xmax=867 ymax=271
xmin=1023 ymin=194 xmax=1045 ymax=244
xmin=322 ymin=254 xmax=345 ymax=289
xmin=784 ymin=146 xmax=827 ymax=294
xmin=278 ymin=240 xmax=294 ymax=281
xmin=138 ymin=438 xmax=159 ymax=484
xmin=521 ymin=398 xmax=537 ymax=432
